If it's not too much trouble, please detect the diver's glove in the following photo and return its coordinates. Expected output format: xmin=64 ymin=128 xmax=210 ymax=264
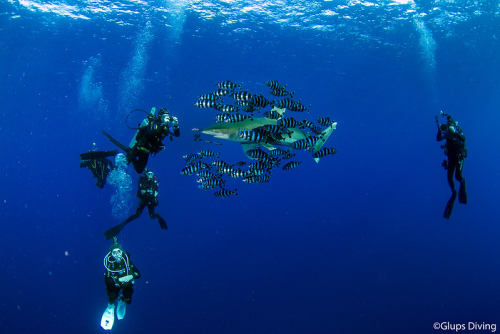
xmin=118 ymin=275 xmax=134 ymax=283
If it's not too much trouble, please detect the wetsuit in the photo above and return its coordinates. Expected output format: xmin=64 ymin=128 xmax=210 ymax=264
xmin=123 ymin=174 xmax=166 ymax=227
xmin=104 ymin=252 xmax=141 ymax=305
xmin=79 ymin=150 xmax=117 ymax=188
xmin=127 ymin=116 xmax=180 ymax=173
xmin=437 ymin=125 xmax=467 ymax=193
xmin=103 ymin=173 xmax=167 ymax=240
xmin=437 ymin=120 xmax=468 ymax=219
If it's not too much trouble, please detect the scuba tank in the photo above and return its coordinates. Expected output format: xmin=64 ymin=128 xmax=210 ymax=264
xmin=129 ymin=107 xmax=156 ymax=148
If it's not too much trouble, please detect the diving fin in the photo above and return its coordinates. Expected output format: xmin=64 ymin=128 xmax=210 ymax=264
xmin=104 ymin=222 xmax=128 ymax=240
xmin=79 ymin=150 xmax=118 ymax=160
xmin=100 ymin=304 xmax=115 ymax=330
xmin=459 ymin=179 xmax=467 ymax=204
xmin=116 ymin=299 xmax=126 ymax=321
xmin=102 ymin=130 xmax=132 ymax=154
xmin=158 ymin=216 xmax=168 ymax=230
xmin=443 ymin=190 xmax=457 ymax=219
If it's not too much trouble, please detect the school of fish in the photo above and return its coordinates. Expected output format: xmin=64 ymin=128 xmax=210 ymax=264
xmin=184 ymin=80 xmax=338 ymax=197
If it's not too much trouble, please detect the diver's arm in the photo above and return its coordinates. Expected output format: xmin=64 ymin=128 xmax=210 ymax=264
xmin=437 ymin=127 xmax=445 ymax=141
xmin=127 ymin=255 xmax=141 ymax=279
xmin=172 ymin=126 xmax=180 ymax=137
xmin=169 ymin=116 xmax=180 ymax=137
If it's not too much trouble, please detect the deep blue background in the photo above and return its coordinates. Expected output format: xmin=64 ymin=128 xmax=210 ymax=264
xmin=1 ymin=1 xmax=500 ymax=333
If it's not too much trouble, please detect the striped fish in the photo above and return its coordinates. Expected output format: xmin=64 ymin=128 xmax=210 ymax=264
xmin=312 ymin=147 xmax=338 ymax=159
xmin=215 ymin=113 xmax=227 ymax=123
xmin=193 ymin=100 xmax=220 ymax=109
xmin=245 ymin=148 xmax=269 ymax=161
xmin=181 ymin=161 xmax=210 ymax=175
xmin=212 ymin=89 xmax=230 ymax=97
xmin=270 ymin=87 xmax=294 ymax=98
xmin=216 ymin=104 xmax=239 ymax=113
xmin=217 ymin=166 xmax=234 ymax=174
xmin=198 ymin=93 xmax=219 ymax=101
xmin=211 ymin=160 xmax=232 ymax=168
xmin=216 ymin=80 xmax=241 ymax=91
xmin=242 ymin=174 xmax=271 ymax=183
xmin=228 ymin=169 xmax=247 ymax=178
xmin=214 ymin=188 xmax=238 ymax=198
xmin=268 ymin=148 xmax=291 ymax=157
xmin=224 ymin=114 xmax=252 ymax=123
xmin=198 ymin=149 xmax=219 ymax=158
xmin=274 ymin=97 xmax=296 ymax=110
xmin=277 ymin=117 xmax=301 ymax=128
xmin=317 ymin=117 xmax=333 ymax=126
xmin=290 ymin=136 xmax=320 ymax=150
xmin=230 ymin=91 xmax=254 ymax=101
xmin=302 ymin=120 xmax=323 ymax=135
xmin=263 ymin=109 xmax=282 ymax=120
xmin=249 ymin=94 xmax=272 ymax=108
xmin=282 ymin=161 xmax=302 ymax=170
xmin=265 ymin=80 xmax=286 ymax=90
xmin=198 ymin=179 xmax=225 ymax=190
xmin=238 ymin=130 xmax=266 ymax=143
xmin=196 ymin=170 xmax=221 ymax=179
xmin=291 ymin=100 xmax=310 ymax=112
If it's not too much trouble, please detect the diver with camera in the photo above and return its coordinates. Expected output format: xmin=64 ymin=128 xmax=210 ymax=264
xmin=436 ymin=111 xmax=467 ymax=219
xmin=102 ymin=107 xmax=180 ymax=174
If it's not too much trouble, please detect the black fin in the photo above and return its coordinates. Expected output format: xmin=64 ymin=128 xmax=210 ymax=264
xmin=104 ymin=223 xmax=126 ymax=240
xmin=158 ymin=216 xmax=168 ymax=230
xmin=459 ymin=179 xmax=467 ymax=204
xmin=102 ymin=130 xmax=132 ymax=154
xmin=80 ymin=149 xmax=118 ymax=160
xmin=443 ymin=190 xmax=457 ymax=219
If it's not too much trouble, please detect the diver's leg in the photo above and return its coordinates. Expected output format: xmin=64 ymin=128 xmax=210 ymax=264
xmin=131 ymin=152 xmax=149 ymax=174
xmin=457 ymin=160 xmax=467 ymax=204
xmin=106 ymin=280 xmax=120 ymax=305
xmin=103 ymin=203 xmax=146 ymax=239
xmin=148 ymin=205 xmax=167 ymax=230
xmin=121 ymin=283 xmax=134 ymax=305
xmin=447 ymin=161 xmax=456 ymax=191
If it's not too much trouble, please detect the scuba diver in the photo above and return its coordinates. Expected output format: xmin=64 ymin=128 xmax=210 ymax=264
xmin=436 ymin=111 xmax=468 ymax=219
xmin=101 ymin=237 xmax=141 ymax=331
xmin=103 ymin=169 xmax=167 ymax=240
xmin=102 ymin=107 xmax=180 ymax=174
xmin=79 ymin=149 xmax=118 ymax=188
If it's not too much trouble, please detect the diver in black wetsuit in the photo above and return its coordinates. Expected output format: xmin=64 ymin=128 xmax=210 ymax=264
xmin=101 ymin=238 xmax=141 ymax=330
xmin=436 ymin=111 xmax=468 ymax=219
xmin=102 ymin=108 xmax=180 ymax=174
xmin=79 ymin=149 xmax=118 ymax=188
xmin=103 ymin=169 xmax=167 ymax=239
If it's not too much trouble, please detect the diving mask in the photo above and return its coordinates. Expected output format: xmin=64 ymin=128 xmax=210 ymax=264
xmin=111 ymin=249 xmax=123 ymax=261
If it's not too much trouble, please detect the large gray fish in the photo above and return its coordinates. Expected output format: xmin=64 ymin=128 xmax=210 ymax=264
xmin=201 ymin=107 xmax=337 ymax=162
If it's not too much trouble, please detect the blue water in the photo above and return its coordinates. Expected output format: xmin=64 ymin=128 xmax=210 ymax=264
xmin=2 ymin=1 xmax=500 ymax=333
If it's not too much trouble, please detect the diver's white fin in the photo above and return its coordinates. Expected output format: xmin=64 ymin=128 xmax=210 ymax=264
xmin=312 ymin=122 xmax=337 ymax=163
xmin=116 ymin=299 xmax=126 ymax=320
xmin=101 ymin=304 xmax=115 ymax=330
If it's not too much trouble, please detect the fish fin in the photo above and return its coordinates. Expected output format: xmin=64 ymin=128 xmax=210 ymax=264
xmin=261 ymin=143 xmax=276 ymax=150
xmin=241 ymin=143 xmax=259 ymax=159
xmin=311 ymin=122 xmax=337 ymax=160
